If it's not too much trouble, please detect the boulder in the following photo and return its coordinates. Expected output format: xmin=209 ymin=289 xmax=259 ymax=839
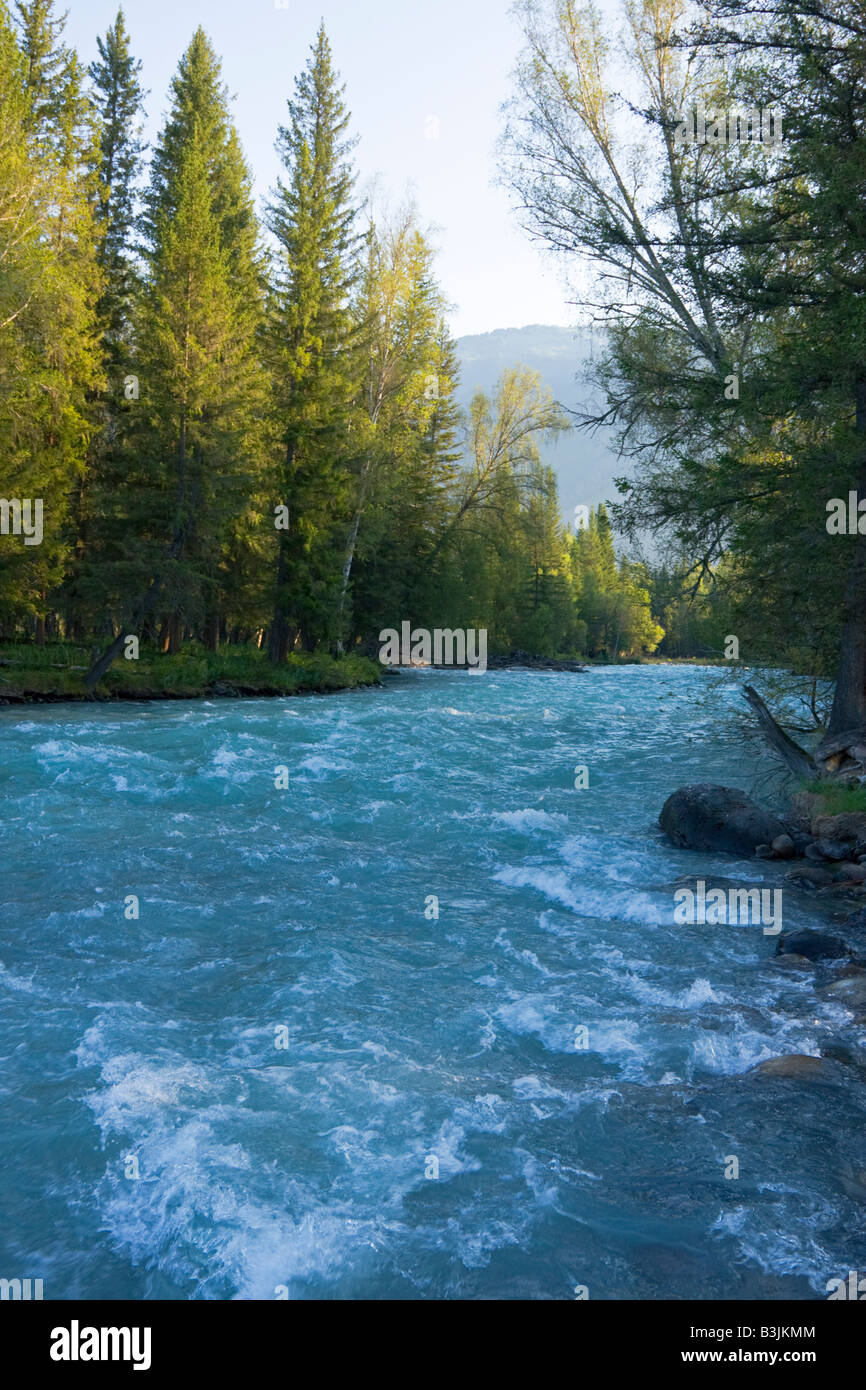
xmin=750 ymin=1055 xmax=835 ymax=1080
xmin=812 ymin=837 xmax=859 ymax=862
xmin=774 ymin=953 xmax=814 ymax=970
xmin=786 ymin=863 xmax=837 ymax=888
xmin=804 ymin=842 xmax=828 ymax=861
xmin=771 ymin=834 xmax=796 ymax=859
xmin=813 ymin=812 xmax=866 ymax=847
xmin=834 ymin=863 xmax=866 ymax=883
xmin=659 ymin=785 xmax=788 ymax=857
xmin=820 ymin=974 xmax=866 ymax=1008
xmin=776 ymin=928 xmax=851 ymax=962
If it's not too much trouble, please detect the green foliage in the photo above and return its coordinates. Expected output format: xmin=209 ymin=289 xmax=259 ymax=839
xmin=0 ymin=641 xmax=379 ymax=698
xmin=265 ymin=23 xmax=361 ymax=660
xmin=801 ymin=782 xmax=866 ymax=818
xmin=1 ymin=13 xmax=675 ymax=687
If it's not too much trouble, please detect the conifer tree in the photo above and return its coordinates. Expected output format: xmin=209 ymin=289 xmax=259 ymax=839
xmin=89 ymin=8 xmax=145 ymax=355
xmin=265 ymin=23 xmax=360 ymax=661
xmin=8 ymin=0 xmax=102 ymax=642
xmin=83 ymin=29 xmax=265 ymax=679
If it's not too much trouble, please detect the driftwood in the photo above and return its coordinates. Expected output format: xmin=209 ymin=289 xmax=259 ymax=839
xmin=743 ymin=685 xmax=818 ymax=780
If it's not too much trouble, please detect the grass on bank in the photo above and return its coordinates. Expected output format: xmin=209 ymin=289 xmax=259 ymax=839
xmin=0 ymin=642 xmax=382 ymax=701
xmin=800 ymin=779 xmax=866 ymax=817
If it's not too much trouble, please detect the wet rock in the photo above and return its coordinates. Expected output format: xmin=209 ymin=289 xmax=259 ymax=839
xmin=812 ymin=838 xmax=856 ymax=862
xmin=755 ymin=843 xmax=774 ymax=859
xmin=820 ymin=1040 xmax=858 ymax=1067
xmin=749 ymin=1055 xmax=836 ymax=1080
xmin=786 ymin=863 xmax=837 ymax=888
xmin=659 ymin=785 xmax=788 ymax=857
xmin=774 ymin=953 xmax=814 ymax=970
xmin=819 ymin=974 xmax=866 ymax=1008
xmin=771 ymin=834 xmax=796 ymax=859
xmin=834 ymin=863 xmax=866 ymax=883
xmin=833 ymin=963 xmax=866 ymax=980
xmin=776 ymin=928 xmax=850 ymax=961
xmin=813 ymin=812 xmax=866 ymax=850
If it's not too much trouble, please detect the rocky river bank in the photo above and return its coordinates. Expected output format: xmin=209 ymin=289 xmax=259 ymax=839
xmin=659 ymin=782 xmax=866 ymax=1083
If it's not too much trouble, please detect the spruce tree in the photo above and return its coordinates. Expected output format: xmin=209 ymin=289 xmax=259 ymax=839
xmin=265 ymin=22 xmax=360 ymax=661
xmin=9 ymin=0 xmax=102 ymax=643
xmin=83 ymin=28 xmax=265 ymax=680
xmin=89 ymin=8 xmax=145 ymax=354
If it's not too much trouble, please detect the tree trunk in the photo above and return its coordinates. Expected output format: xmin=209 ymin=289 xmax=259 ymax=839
xmin=203 ymin=612 xmax=220 ymax=653
xmin=336 ymin=455 xmax=374 ymax=639
xmin=268 ymin=533 xmax=292 ymax=665
xmin=160 ymin=613 xmax=182 ymax=655
xmin=828 ymin=380 xmax=866 ymax=735
xmin=743 ymin=685 xmax=818 ymax=779
xmin=85 ymin=574 xmax=166 ymax=692
xmin=269 ymin=441 xmax=297 ymax=665
xmin=84 ymin=521 xmax=190 ymax=692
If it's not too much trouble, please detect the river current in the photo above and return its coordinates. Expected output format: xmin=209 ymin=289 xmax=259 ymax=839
xmin=1 ymin=664 xmax=864 ymax=1299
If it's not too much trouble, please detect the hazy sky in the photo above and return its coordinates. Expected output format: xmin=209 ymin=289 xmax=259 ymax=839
xmin=63 ymin=0 xmax=580 ymax=338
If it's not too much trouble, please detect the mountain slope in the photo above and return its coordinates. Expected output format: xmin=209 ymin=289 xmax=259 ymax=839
xmin=455 ymin=325 xmax=623 ymax=520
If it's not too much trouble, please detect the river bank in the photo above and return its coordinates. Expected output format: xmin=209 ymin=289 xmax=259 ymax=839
xmin=0 ymin=644 xmax=382 ymax=704
xmin=0 ymin=643 xmax=748 ymax=704
xmin=657 ymin=778 xmax=866 ymax=1084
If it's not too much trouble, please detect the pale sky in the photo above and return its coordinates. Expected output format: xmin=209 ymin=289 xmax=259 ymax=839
xmin=63 ymin=0 xmax=581 ymax=337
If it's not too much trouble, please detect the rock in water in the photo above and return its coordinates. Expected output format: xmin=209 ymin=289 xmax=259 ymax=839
xmin=659 ymin=785 xmax=788 ymax=856
xmin=750 ymin=1055 xmax=835 ymax=1080
xmin=776 ymin=929 xmax=850 ymax=962
xmin=820 ymin=974 xmax=866 ymax=1008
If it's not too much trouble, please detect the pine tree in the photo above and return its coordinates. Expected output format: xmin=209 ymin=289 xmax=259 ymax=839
xmin=89 ymin=8 xmax=145 ymax=355
xmin=265 ymin=23 xmax=361 ymax=661
xmin=83 ymin=29 xmax=265 ymax=682
xmin=7 ymin=0 xmax=102 ymax=643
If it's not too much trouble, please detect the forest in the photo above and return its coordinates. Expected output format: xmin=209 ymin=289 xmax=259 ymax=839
xmin=0 ymin=1 xmax=672 ymax=700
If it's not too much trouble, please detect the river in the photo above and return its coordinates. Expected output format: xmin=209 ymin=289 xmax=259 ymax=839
xmin=1 ymin=664 xmax=864 ymax=1299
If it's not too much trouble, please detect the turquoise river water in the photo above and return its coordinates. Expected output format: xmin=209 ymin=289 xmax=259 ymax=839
xmin=1 ymin=664 xmax=864 ymax=1299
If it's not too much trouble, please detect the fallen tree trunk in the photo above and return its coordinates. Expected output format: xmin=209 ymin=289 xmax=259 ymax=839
xmin=84 ymin=573 xmax=167 ymax=692
xmin=743 ymin=685 xmax=818 ymax=780
xmin=84 ymin=524 xmax=190 ymax=693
